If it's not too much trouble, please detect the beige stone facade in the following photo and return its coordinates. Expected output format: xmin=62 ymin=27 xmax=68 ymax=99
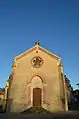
xmin=0 ymin=89 xmax=5 ymax=111
xmin=64 ymin=75 xmax=73 ymax=104
xmin=6 ymin=42 xmax=68 ymax=112
xmin=0 ymin=91 xmax=5 ymax=104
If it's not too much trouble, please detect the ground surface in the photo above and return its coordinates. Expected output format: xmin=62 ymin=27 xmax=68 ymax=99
xmin=0 ymin=111 xmax=79 ymax=119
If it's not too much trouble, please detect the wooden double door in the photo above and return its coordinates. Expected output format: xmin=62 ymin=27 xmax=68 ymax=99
xmin=33 ymin=88 xmax=42 ymax=107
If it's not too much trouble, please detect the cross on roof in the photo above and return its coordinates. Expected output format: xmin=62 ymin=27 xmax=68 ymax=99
xmin=35 ymin=41 xmax=40 ymax=45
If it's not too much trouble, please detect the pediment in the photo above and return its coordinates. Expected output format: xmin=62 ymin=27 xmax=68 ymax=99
xmin=14 ymin=44 xmax=61 ymax=61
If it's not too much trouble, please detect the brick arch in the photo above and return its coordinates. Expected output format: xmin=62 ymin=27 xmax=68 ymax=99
xmin=27 ymin=75 xmax=47 ymax=107
xmin=31 ymin=76 xmax=43 ymax=107
xmin=29 ymin=75 xmax=45 ymax=83
xmin=31 ymin=75 xmax=43 ymax=89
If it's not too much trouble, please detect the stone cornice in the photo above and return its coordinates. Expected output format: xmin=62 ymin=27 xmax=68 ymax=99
xmin=13 ymin=43 xmax=61 ymax=61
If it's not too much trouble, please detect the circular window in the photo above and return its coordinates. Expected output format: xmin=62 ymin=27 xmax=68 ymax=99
xmin=31 ymin=56 xmax=43 ymax=68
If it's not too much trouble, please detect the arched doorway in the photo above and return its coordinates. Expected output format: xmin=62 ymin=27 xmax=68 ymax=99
xmin=33 ymin=88 xmax=42 ymax=107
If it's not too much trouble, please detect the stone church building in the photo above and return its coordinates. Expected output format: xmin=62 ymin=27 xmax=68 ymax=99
xmin=5 ymin=42 xmax=68 ymax=112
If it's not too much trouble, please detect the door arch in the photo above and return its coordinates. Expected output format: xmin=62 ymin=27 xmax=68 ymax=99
xmin=33 ymin=88 xmax=42 ymax=107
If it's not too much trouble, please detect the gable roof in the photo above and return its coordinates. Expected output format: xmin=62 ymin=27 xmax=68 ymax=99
xmin=14 ymin=43 xmax=61 ymax=61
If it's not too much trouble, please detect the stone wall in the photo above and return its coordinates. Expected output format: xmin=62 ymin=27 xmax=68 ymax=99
xmin=7 ymin=46 xmax=67 ymax=112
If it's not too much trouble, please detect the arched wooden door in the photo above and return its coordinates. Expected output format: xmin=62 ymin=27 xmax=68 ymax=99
xmin=33 ymin=88 xmax=42 ymax=107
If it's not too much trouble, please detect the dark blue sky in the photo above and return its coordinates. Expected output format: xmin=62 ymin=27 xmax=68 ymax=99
xmin=0 ymin=0 xmax=79 ymax=89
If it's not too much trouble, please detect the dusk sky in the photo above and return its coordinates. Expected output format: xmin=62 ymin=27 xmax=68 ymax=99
xmin=0 ymin=0 xmax=79 ymax=89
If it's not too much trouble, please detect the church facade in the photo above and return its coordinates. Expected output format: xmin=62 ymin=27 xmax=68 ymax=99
xmin=6 ymin=42 xmax=68 ymax=112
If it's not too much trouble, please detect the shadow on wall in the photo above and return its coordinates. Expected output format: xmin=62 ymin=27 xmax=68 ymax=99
xmin=68 ymin=89 xmax=79 ymax=111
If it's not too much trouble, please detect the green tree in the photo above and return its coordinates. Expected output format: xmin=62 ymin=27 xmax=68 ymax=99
xmin=76 ymin=83 xmax=79 ymax=88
